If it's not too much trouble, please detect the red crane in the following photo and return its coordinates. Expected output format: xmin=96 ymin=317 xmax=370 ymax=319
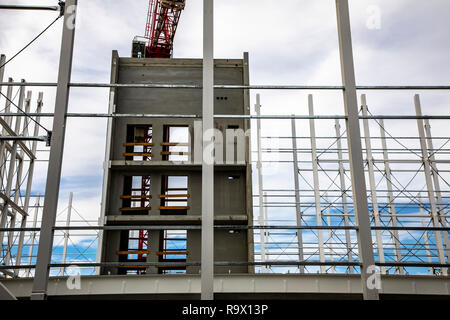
xmin=144 ymin=0 xmax=186 ymax=58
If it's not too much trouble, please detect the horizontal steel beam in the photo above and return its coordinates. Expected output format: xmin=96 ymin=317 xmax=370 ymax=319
xmin=2 ymin=225 xmax=450 ymax=232
xmin=3 ymin=113 xmax=450 ymax=120
xmin=0 ymin=5 xmax=60 ymax=11
xmin=1 ymin=82 xmax=450 ymax=90
xmin=0 ymin=136 xmax=47 ymax=142
xmin=3 ymin=261 xmax=450 ymax=271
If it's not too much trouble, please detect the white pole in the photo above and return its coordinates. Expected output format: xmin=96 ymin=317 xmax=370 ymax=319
xmin=61 ymin=192 xmax=73 ymax=275
xmin=201 ymin=0 xmax=214 ymax=301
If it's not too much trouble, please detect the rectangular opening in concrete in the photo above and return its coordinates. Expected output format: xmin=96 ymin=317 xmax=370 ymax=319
xmin=161 ymin=125 xmax=189 ymax=161
xmin=159 ymin=230 xmax=187 ymax=275
xmin=121 ymin=175 xmax=151 ymax=215
xmin=124 ymin=125 xmax=153 ymax=161
xmin=159 ymin=175 xmax=189 ymax=215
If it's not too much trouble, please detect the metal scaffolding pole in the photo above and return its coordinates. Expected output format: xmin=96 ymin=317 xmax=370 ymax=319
xmin=418 ymin=193 xmax=434 ymax=275
xmin=0 ymin=4 xmax=60 ymax=11
xmin=201 ymin=0 xmax=214 ymax=301
xmin=424 ymin=119 xmax=450 ymax=270
xmin=414 ymin=94 xmax=447 ymax=275
xmin=325 ymin=193 xmax=335 ymax=273
xmin=0 ymin=79 xmax=14 ymax=185
xmin=26 ymin=193 xmax=40 ymax=278
xmin=361 ymin=96 xmax=385 ymax=274
xmin=31 ymin=0 xmax=77 ymax=300
xmin=263 ymin=192 xmax=270 ymax=272
xmin=255 ymin=94 xmax=267 ymax=272
xmin=60 ymin=192 xmax=73 ymax=275
xmin=334 ymin=119 xmax=354 ymax=273
xmin=291 ymin=118 xmax=304 ymax=273
xmin=335 ymin=0 xmax=378 ymax=300
xmin=308 ymin=95 xmax=325 ymax=273
xmin=15 ymin=92 xmax=43 ymax=275
xmin=379 ymin=119 xmax=404 ymax=275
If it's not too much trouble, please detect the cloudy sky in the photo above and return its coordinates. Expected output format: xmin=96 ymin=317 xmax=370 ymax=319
xmin=1 ymin=0 xmax=450 ymax=266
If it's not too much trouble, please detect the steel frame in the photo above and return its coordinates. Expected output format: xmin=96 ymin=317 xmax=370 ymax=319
xmin=0 ymin=0 xmax=449 ymax=302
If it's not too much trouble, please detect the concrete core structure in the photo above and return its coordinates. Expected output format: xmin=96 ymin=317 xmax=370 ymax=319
xmin=98 ymin=51 xmax=254 ymax=276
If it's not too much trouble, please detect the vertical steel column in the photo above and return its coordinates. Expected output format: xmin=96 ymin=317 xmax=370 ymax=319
xmin=0 ymin=81 xmax=25 ymax=257
xmin=60 ymin=192 xmax=73 ymax=275
xmin=0 ymin=79 xmax=13 ymax=186
xmin=0 ymin=56 xmax=6 ymax=190
xmin=334 ymin=119 xmax=354 ymax=273
xmin=27 ymin=193 xmax=40 ymax=278
xmin=255 ymin=94 xmax=267 ymax=272
xmin=424 ymin=119 xmax=449 ymax=269
xmin=0 ymin=55 xmax=5 ymax=90
xmin=15 ymin=92 xmax=42 ymax=275
xmin=96 ymin=51 xmax=119 ymax=275
xmin=379 ymin=119 xmax=403 ymax=275
xmin=414 ymin=95 xmax=446 ymax=274
xmin=308 ymin=95 xmax=325 ymax=273
xmin=361 ymin=96 xmax=385 ymax=274
xmin=325 ymin=192 xmax=335 ymax=273
xmin=418 ymin=193 xmax=434 ymax=275
xmin=263 ymin=191 xmax=270 ymax=272
xmin=201 ymin=0 xmax=214 ymax=301
xmin=31 ymin=1 xmax=77 ymax=300
xmin=291 ymin=118 xmax=304 ymax=273
xmin=335 ymin=0 xmax=378 ymax=299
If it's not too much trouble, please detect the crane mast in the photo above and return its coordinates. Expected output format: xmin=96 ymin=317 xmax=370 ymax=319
xmin=141 ymin=0 xmax=186 ymax=58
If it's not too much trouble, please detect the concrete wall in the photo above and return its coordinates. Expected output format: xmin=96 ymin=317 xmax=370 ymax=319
xmin=100 ymin=53 xmax=253 ymax=275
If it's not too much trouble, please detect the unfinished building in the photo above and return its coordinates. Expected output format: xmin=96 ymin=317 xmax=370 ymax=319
xmin=97 ymin=51 xmax=253 ymax=275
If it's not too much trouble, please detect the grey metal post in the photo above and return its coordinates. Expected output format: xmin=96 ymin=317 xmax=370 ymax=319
xmin=263 ymin=192 xmax=270 ymax=272
xmin=255 ymin=95 xmax=267 ymax=271
xmin=96 ymin=51 xmax=119 ymax=275
xmin=27 ymin=193 xmax=40 ymax=278
xmin=291 ymin=118 xmax=304 ymax=273
xmin=31 ymin=1 xmax=77 ymax=300
xmin=15 ymin=92 xmax=43 ymax=275
xmin=201 ymin=0 xmax=214 ymax=301
xmin=418 ymin=193 xmax=433 ymax=275
xmin=335 ymin=0 xmax=378 ymax=299
xmin=60 ymin=192 xmax=73 ymax=275
xmin=308 ymin=95 xmax=325 ymax=273
xmin=414 ymin=95 xmax=446 ymax=274
xmin=0 ymin=79 xmax=14 ymax=188
xmin=379 ymin=119 xmax=403 ymax=275
xmin=361 ymin=96 xmax=385 ymax=274
xmin=0 ymin=55 xmax=5 ymax=89
xmin=325 ymin=192 xmax=335 ymax=273
xmin=424 ymin=119 xmax=449 ymax=269
xmin=334 ymin=119 xmax=354 ymax=273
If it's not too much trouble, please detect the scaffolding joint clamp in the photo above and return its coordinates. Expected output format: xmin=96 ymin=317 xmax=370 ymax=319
xmin=58 ymin=1 xmax=65 ymax=17
xmin=46 ymin=131 xmax=53 ymax=147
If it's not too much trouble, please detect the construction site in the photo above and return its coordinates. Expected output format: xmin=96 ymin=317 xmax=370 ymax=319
xmin=0 ymin=0 xmax=449 ymax=301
